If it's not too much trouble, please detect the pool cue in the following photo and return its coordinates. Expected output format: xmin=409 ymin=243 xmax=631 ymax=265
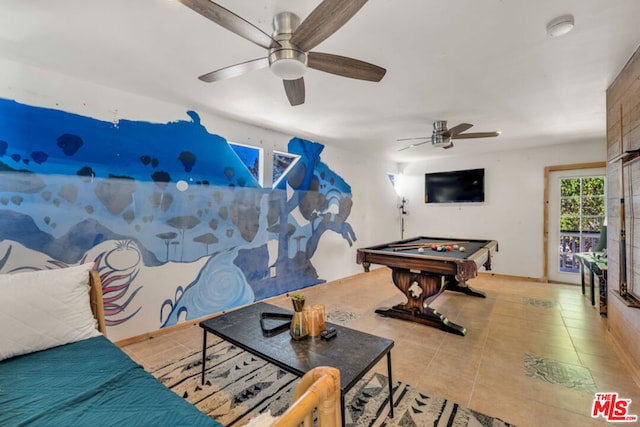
xmin=620 ymin=194 xmax=627 ymax=297
xmin=392 ymin=245 xmax=428 ymax=251
xmin=389 ymin=241 xmax=468 ymax=248
xmin=619 ymin=106 xmax=628 ymax=298
xmin=392 ymin=242 xmax=469 ymax=252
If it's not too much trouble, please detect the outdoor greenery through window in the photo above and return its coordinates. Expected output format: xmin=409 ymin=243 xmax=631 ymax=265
xmin=559 ymin=176 xmax=605 ymax=273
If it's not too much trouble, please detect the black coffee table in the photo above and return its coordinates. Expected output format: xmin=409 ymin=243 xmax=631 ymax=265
xmin=200 ymin=302 xmax=394 ymax=426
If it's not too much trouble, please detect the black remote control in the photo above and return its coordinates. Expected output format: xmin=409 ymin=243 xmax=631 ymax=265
xmin=320 ymin=327 xmax=337 ymax=340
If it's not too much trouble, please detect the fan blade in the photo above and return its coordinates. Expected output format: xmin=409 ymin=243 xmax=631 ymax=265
xmin=308 ymin=52 xmax=385 ymax=82
xmin=396 ymin=136 xmax=428 ymax=142
xmin=443 ymin=142 xmax=454 ymax=149
xmin=198 ymin=57 xmax=269 ymax=82
xmin=178 ymin=0 xmax=279 ymax=49
xmin=284 ymin=78 xmax=305 ymax=106
xmin=291 ymin=0 xmax=368 ymax=52
xmin=398 ymin=140 xmax=429 ymax=151
xmin=452 ymin=131 xmax=501 ymax=139
xmin=445 ymin=123 xmax=473 ymax=137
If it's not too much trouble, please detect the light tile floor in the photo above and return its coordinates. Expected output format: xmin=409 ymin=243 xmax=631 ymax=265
xmin=121 ymin=269 xmax=640 ymax=427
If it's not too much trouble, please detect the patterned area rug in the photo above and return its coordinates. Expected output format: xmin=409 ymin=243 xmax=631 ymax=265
xmin=150 ymin=336 xmax=515 ymax=427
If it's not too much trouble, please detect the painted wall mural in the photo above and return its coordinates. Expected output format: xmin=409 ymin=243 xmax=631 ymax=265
xmin=0 ymin=98 xmax=356 ymax=341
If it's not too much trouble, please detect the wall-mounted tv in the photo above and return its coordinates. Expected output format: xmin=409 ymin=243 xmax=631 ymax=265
xmin=424 ymin=168 xmax=485 ymax=203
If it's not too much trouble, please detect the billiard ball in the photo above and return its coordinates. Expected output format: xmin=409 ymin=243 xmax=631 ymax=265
xmin=453 ymin=244 xmax=459 ymax=250
xmin=459 ymin=246 xmax=466 ymax=252
xmin=446 ymin=245 xmax=451 ymax=251
xmin=418 ymin=247 xmax=425 ymax=253
xmin=431 ymin=245 xmax=437 ymax=251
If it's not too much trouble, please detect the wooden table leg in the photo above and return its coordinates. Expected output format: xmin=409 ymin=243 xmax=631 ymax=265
xmin=201 ymin=328 xmax=207 ymax=385
xmin=375 ymin=268 xmax=467 ymax=335
xmin=387 ymin=351 xmax=394 ymax=419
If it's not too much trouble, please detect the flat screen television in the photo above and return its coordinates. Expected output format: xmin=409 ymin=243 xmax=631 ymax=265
xmin=424 ymin=168 xmax=485 ymax=203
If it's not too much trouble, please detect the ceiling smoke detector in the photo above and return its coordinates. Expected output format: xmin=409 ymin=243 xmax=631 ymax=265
xmin=546 ymin=14 xmax=575 ymax=37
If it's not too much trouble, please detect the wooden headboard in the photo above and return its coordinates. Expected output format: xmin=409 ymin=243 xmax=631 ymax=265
xmin=88 ymin=269 xmax=107 ymax=336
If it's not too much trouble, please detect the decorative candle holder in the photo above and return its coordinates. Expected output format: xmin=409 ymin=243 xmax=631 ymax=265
xmin=304 ymin=304 xmax=326 ymax=337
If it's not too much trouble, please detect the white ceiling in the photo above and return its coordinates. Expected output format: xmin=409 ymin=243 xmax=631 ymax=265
xmin=1 ymin=0 xmax=640 ymax=163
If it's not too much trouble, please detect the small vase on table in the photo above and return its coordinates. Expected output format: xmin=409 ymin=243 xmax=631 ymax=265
xmin=290 ymin=294 xmax=308 ymax=340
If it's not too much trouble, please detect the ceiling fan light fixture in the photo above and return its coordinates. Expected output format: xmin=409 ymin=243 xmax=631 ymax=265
xmin=270 ymin=53 xmax=307 ymax=80
xmin=546 ymin=14 xmax=575 ymax=37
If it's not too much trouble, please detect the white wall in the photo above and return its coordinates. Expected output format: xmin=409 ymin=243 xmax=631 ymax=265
xmin=400 ymin=141 xmax=606 ymax=279
xmin=311 ymin=144 xmax=399 ymax=281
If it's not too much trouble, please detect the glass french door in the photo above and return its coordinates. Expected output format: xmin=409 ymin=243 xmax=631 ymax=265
xmin=548 ymin=168 xmax=605 ymax=284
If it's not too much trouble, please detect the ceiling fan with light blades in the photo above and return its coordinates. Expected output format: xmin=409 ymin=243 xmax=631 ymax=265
xmin=397 ymin=121 xmax=501 ymax=150
xmin=177 ymin=0 xmax=386 ymax=106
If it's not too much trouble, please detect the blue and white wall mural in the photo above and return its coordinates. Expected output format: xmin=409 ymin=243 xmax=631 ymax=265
xmin=0 ymin=98 xmax=356 ymax=341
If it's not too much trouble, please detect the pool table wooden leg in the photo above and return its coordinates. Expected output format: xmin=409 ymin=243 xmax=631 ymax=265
xmin=375 ymin=305 xmax=467 ymax=336
xmin=375 ymin=268 xmax=470 ymax=335
xmin=446 ymin=278 xmax=486 ymax=298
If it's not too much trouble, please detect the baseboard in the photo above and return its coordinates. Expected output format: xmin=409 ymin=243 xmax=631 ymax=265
xmin=114 ymin=318 xmax=202 ymax=347
xmin=477 ymin=272 xmax=547 ymax=283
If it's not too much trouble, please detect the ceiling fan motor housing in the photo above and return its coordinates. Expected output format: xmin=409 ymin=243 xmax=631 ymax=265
xmin=433 ymin=120 xmax=448 ymax=133
xmin=432 ymin=134 xmax=452 ymax=148
xmin=432 ymin=121 xmax=452 ymax=148
xmin=269 ymin=12 xmax=307 ymax=80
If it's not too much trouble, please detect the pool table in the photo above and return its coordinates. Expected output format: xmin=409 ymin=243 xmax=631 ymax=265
xmin=356 ymin=236 xmax=498 ymax=335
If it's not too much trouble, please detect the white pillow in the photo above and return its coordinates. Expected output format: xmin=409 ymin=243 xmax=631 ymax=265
xmin=0 ymin=263 xmax=102 ymax=360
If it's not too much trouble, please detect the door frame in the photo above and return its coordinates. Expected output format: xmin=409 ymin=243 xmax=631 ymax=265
xmin=543 ymin=161 xmax=606 ymax=282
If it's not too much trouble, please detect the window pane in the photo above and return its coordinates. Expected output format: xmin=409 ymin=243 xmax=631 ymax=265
xmin=582 ymin=196 xmax=604 ymax=216
xmin=229 ymin=142 xmax=261 ymax=184
xmin=559 ymin=234 xmax=579 ymax=271
xmin=582 ymin=216 xmax=603 ymax=232
xmin=272 ymin=150 xmax=300 ymax=188
xmin=560 ymin=216 xmax=580 ymax=231
xmin=561 ymin=178 xmax=580 ymax=197
xmin=581 ymin=177 xmax=605 ymax=196
xmin=560 ymin=197 xmax=580 ymax=215
xmin=582 ymin=236 xmax=599 ymax=252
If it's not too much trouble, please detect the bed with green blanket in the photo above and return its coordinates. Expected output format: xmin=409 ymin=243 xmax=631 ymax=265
xmin=0 ymin=264 xmax=220 ymax=427
xmin=0 ymin=335 xmax=219 ymax=426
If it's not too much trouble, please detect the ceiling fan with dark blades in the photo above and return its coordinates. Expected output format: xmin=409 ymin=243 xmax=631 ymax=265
xmin=398 ymin=121 xmax=501 ymax=150
xmin=178 ymin=0 xmax=386 ymax=106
